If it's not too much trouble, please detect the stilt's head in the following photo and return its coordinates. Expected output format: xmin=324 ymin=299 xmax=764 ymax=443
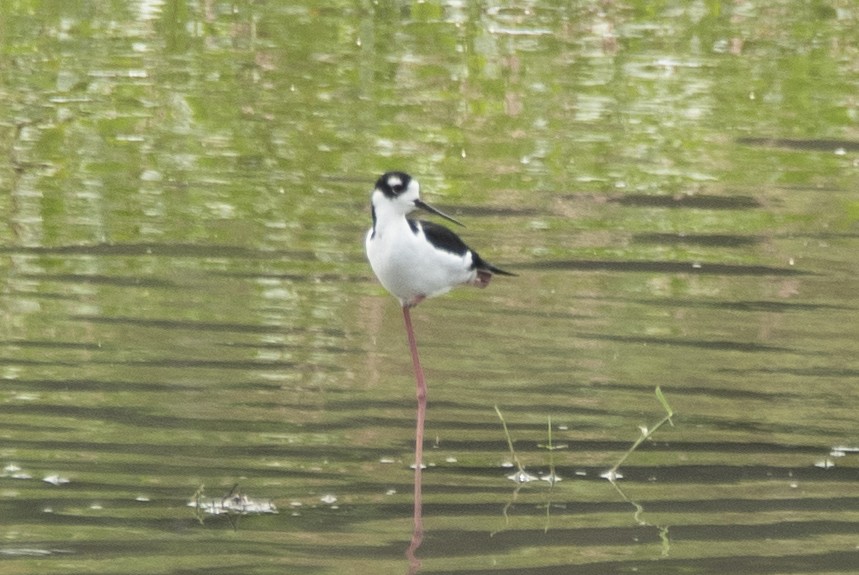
xmin=371 ymin=172 xmax=463 ymax=227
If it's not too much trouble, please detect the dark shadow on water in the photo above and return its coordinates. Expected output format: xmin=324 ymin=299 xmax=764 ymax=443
xmin=719 ymin=366 xmax=859 ymax=378
xmin=578 ymin=331 xmax=793 ymax=353
xmin=69 ymin=314 xmax=347 ymax=338
xmin=633 ymin=233 xmax=761 ymax=247
xmin=0 ymin=242 xmax=312 ymax=260
xmin=432 ymin=204 xmax=543 ymax=219
xmin=427 ymin=549 xmax=859 ymax=575
xmin=609 ymin=193 xmax=761 ymax=209
xmin=564 ymin=294 xmax=851 ymax=313
xmin=516 ymin=259 xmax=809 ymax=276
xmin=18 ymin=273 xmax=176 ymax=288
xmin=421 ymin=519 xmax=859 ymax=556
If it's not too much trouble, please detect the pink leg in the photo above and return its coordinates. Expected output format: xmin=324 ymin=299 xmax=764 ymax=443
xmin=402 ymin=306 xmax=427 ymax=452
xmin=402 ymin=306 xmax=425 ymax=571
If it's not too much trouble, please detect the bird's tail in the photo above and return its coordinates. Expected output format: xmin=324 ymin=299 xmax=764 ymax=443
xmin=486 ymin=263 xmax=517 ymax=277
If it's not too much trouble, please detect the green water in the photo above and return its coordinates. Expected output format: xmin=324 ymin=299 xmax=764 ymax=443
xmin=1 ymin=2 xmax=858 ymax=574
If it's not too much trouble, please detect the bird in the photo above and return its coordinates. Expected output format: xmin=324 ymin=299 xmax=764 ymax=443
xmin=365 ymin=171 xmax=516 ymax=385
xmin=365 ymin=171 xmax=516 ymax=310
xmin=365 ymin=171 xmax=515 ymax=564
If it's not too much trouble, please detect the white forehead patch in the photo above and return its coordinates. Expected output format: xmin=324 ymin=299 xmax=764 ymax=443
xmin=387 ymin=174 xmax=403 ymax=189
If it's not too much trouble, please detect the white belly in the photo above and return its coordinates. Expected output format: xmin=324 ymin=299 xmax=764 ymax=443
xmin=366 ymin=222 xmax=476 ymax=305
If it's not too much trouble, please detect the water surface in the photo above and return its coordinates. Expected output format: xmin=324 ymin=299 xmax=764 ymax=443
xmin=1 ymin=2 xmax=858 ymax=574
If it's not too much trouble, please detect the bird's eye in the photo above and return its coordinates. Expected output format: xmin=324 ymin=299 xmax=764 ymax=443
xmin=377 ymin=172 xmax=412 ymax=198
xmin=387 ymin=177 xmax=404 ymax=194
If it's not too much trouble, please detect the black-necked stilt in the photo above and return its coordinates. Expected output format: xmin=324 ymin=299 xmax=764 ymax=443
xmin=365 ymin=171 xmax=515 ymax=565
xmin=366 ymin=171 xmax=516 ymax=309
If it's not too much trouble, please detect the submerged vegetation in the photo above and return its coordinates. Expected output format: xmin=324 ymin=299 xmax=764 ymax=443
xmin=495 ymin=386 xmax=676 ymax=550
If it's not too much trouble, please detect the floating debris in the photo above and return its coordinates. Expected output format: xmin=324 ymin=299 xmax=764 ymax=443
xmin=189 ymin=495 xmax=278 ymax=516
xmin=600 ymin=470 xmax=623 ymax=481
xmin=43 ymin=474 xmax=70 ymax=486
xmin=189 ymin=485 xmax=277 ymax=516
xmin=814 ymin=459 xmax=835 ymax=470
xmin=507 ymin=470 xmax=538 ymax=484
xmin=0 ymin=548 xmax=54 ymax=557
xmin=319 ymin=494 xmax=337 ymax=505
xmin=3 ymin=464 xmax=32 ymax=480
xmin=0 ymin=547 xmax=72 ymax=557
xmin=288 ymin=500 xmax=303 ymax=517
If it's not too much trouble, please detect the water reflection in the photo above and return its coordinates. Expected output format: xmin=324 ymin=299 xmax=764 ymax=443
xmin=406 ymin=472 xmax=424 ymax=574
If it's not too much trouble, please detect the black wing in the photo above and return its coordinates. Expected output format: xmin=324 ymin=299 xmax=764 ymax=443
xmin=412 ymin=219 xmax=517 ymax=276
xmin=412 ymin=219 xmax=470 ymax=257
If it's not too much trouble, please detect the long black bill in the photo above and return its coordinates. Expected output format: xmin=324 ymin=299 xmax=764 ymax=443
xmin=414 ymin=199 xmax=465 ymax=227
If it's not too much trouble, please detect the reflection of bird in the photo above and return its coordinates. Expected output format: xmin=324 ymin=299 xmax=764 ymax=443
xmin=365 ymin=170 xmax=515 ymax=463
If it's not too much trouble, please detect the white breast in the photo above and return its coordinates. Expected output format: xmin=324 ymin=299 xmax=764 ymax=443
xmin=366 ymin=219 xmax=476 ymax=305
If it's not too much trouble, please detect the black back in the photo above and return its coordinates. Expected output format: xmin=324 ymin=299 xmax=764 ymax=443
xmin=412 ymin=219 xmax=469 ymax=257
